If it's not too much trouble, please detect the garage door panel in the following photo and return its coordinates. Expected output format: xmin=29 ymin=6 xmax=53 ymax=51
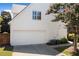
xmin=11 ymin=30 xmax=48 ymax=45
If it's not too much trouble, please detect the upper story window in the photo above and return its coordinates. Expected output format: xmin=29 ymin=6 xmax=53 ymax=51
xmin=32 ymin=11 xmax=41 ymax=20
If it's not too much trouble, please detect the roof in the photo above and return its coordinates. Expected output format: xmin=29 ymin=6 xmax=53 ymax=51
xmin=11 ymin=4 xmax=26 ymax=14
xmin=8 ymin=4 xmax=30 ymax=24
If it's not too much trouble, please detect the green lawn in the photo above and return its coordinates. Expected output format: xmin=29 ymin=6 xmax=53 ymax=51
xmin=54 ymin=46 xmax=79 ymax=56
xmin=0 ymin=46 xmax=13 ymax=56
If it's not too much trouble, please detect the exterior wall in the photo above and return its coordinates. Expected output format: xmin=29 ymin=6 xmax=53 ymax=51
xmin=11 ymin=4 xmax=26 ymax=14
xmin=10 ymin=3 xmax=67 ymax=46
xmin=11 ymin=4 xmax=26 ymax=17
xmin=58 ymin=21 xmax=67 ymax=39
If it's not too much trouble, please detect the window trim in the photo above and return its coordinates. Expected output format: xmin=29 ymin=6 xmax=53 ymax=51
xmin=32 ymin=11 xmax=41 ymax=20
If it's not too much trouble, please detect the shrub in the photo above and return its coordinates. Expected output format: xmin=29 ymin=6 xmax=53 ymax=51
xmin=56 ymin=40 xmax=61 ymax=44
xmin=46 ymin=38 xmax=68 ymax=45
xmin=60 ymin=37 xmax=68 ymax=44
xmin=46 ymin=39 xmax=57 ymax=45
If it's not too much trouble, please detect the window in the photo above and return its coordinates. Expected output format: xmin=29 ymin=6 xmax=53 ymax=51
xmin=33 ymin=11 xmax=36 ymax=19
xmin=32 ymin=11 xmax=41 ymax=20
xmin=37 ymin=12 xmax=41 ymax=19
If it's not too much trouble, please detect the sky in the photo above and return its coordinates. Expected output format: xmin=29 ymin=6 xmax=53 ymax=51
xmin=0 ymin=3 xmax=30 ymax=15
xmin=0 ymin=3 xmax=12 ymax=11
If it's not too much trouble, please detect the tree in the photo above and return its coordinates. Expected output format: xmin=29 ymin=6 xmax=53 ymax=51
xmin=1 ymin=11 xmax=12 ymax=23
xmin=0 ymin=16 xmax=3 ymax=24
xmin=0 ymin=16 xmax=3 ymax=32
xmin=46 ymin=3 xmax=79 ymax=53
xmin=1 ymin=11 xmax=12 ymax=33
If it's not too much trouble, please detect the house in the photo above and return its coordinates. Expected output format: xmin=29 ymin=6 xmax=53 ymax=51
xmin=9 ymin=3 xmax=67 ymax=46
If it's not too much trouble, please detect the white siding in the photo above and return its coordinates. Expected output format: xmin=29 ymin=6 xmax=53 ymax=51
xmin=10 ymin=3 xmax=67 ymax=46
xmin=11 ymin=4 xmax=26 ymax=14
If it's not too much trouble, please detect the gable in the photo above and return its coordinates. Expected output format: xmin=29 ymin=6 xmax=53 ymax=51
xmin=11 ymin=4 xmax=26 ymax=14
xmin=9 ymin=3 xmax=52 ymax=24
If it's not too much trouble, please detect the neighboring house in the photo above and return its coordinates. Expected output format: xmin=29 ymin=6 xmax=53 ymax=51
xmin=9 ymin=3 xmax=67 ymax=46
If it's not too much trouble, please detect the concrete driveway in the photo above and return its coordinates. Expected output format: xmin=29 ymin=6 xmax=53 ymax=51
xmin=13 ymin=44 xmax=60 ymax=56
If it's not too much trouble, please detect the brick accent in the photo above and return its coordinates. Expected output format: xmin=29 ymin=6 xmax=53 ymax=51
xmin=0 ymin=33 xmax=10 ymax=45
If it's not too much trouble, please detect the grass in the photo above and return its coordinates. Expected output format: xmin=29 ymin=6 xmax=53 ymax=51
xmin=54 ymin=46 xmax=79 ymax=56
xmin=0 ymin=45 xmax=13 ymax=56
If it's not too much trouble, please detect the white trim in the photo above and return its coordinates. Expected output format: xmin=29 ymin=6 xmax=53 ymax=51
xmin=9 ymin=4 xmax=33 ymax=24
xmin=12 ymin=30 xmax=46 ymax=32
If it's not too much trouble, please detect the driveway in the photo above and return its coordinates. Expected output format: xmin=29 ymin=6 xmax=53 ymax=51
xmin=13 ymin=44 xmax=61 ymax=56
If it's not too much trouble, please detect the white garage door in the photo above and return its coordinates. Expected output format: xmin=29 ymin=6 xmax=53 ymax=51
xmin=10 ymin=30 xmax=49 ymax=45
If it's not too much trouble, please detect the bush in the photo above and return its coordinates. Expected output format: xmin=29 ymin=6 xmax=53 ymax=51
xmin=68 ymin=34 xmax=79 ymax=42
xmin=46 ymin=38 xmax=68 ymax=45
xmin=60 ymin=37 xmax=68 ymax=44
xmin=46 ymin=40 xmax=57 ymax=45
